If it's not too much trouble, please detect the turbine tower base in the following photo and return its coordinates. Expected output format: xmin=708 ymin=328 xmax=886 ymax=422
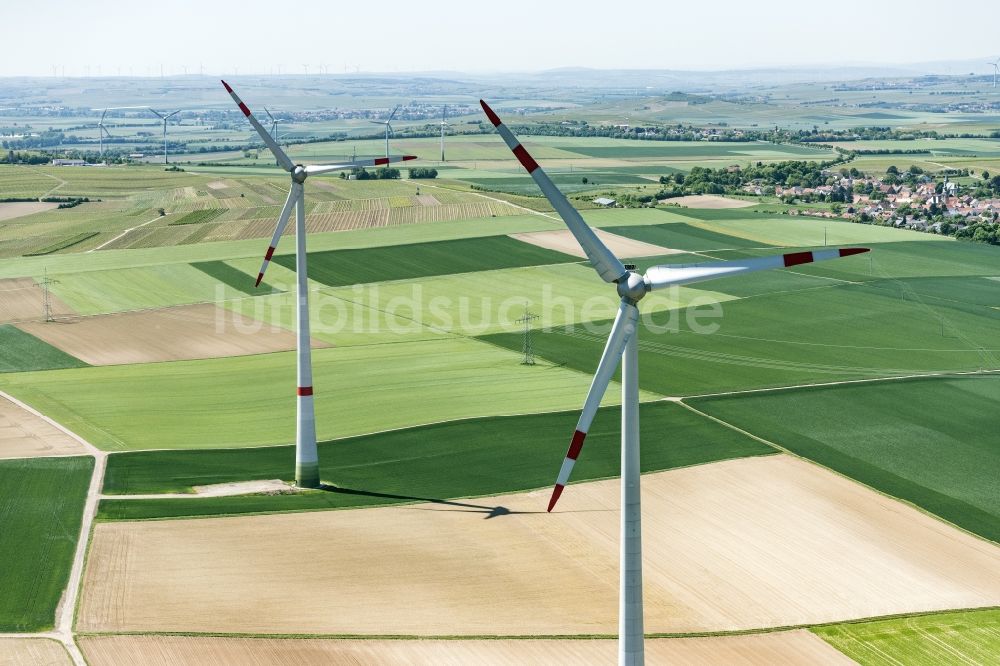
xmin=296 ymin=462 xmax=321 ymax=489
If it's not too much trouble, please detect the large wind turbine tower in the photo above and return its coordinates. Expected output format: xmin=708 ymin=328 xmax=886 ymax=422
xmin=222 ymin=80 xmax=416 ymax=487
xmin=149 ymin=108 xmax=181 ymax=164
xmin=480 ymin=99 xmax=870 ymax=666
xmin=989 ymin=59 xmax=1000 ymax=88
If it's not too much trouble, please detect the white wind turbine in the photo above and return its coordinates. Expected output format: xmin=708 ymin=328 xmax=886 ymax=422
xmin=370 ymin=104 xmax=400 ymax=160
xmin=480 ymin=99 xmax=870 ymax=666
xmin=223 ymin=80 xmax=417 ymax=487
xmin=264 ymin=106 xmax=281 ymax=141
xmin=148 ymin=108 xmax=181 ymax=164
xmin=439 ymin=105 xmax=450 ymax=162
xmin=92 ymin=106 xmax=148 ymax=159
xmin=988 ymin=59 xmax=1000 ymax=88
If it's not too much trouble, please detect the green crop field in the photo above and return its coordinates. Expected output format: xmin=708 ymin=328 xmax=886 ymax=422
xmin=0 ymin=456 xmax=93 ymax=631
xmin=605 ymin=222 xmax=773 ymax=251
xmin=98 ymin=401 xmax=774 ymax=519
xmin=0 ymin=337 xmax=656 ymax=451
xmin=0 ymin=325 xmax=87 ymax=373
xmin=481 ymin=267 xmax=1000 ymax=397
xmin=272 ymin=235 xmax=579 ymax=287
xmin=814 ymin=609 xmax=1000 ymax=666
xmin=690 ymin=375 xmax=1000 ymax=542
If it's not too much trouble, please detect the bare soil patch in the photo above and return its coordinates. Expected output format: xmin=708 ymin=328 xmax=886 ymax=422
xmin=0 ymin=202 xmax=59 ymax=221
xmin=0 ymin=278 xmax=75 ymax=324
xmin=17 ymin=303 xmax=328 ymax=366
xmin=0 ymin=393 xmax=87 ymax=459
xmin=510 ymin=229 xmax=681 ymax=259
xmin=78 ymin=455 xmax=1000 ymax=635
xmin=0 ymin=638 xmax=72 ymax=666
xmin=667 ymin=195 xmax=756 ymax=209
xmin=79 ymin=631 xmax=851 ymax=665
xmin=103 ymin=479 xmax=294 ymax=500
xmin=205 ymin=181 xmax=229 ymax=191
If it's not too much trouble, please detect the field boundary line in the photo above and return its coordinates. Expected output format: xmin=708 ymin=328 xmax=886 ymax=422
xmin=676 ymin=399 xmax=1000 ymax=547
xmin=683 ymin=368 xmax=1000 ymax=400
xmin=64 ymin=605 xmax=1000 ymax=641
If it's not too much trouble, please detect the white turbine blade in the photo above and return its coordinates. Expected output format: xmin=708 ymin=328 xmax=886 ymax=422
xmin=149 ymin=108 xmax=165 ymax=119
xmin=548 ymin=299 xmax=639 ymax=512
xmin=387 ymin=104 xmax=400 ymax=122
xmin=165 ymin=110 xmax=181 ymax=120
xmin=369 ymin=120 xmax=386 ymax=125
xmin=645 ymin=247 xmax=870 ymax=291
xmin=480 ymin=99 xmax=627 ymax=284
xmin=221 ymin=80 xmax=295 ymax=172
xmin=263 ymin=106 xmax=276 ymax=123
xmin=255 ymin=183 xmax=300 ymax=287
xmin=303 ymin=154 xmax=418 ymax=176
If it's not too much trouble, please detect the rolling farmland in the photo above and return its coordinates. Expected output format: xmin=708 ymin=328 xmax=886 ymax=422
xmin=2 ymin=80 xmax=999 ymax=666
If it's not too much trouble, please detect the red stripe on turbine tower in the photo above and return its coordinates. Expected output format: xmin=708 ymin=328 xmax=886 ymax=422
xmin=479 ymin=99 xmax=502 ymax=127
xmin=567 ymin=430 xmax=586 ymax=460
xmin=297 ymin=386 xmax=313 ymax=396
xmin=840 ymin=247 xmax=870 ymax=257
xmin=548 ymin=484 xmax=565 ymax=512
xmin=783 ymin=251 xmax=814 ymax=267
xmin=512 ymin=144 xmax=539 ymax=173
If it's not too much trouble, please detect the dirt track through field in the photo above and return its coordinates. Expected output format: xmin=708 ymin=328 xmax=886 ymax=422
xmin=510 ymin=228 xmax=681 ymax=258
xmin=78 ymin=455 xmax=1000 ymax=635
xmin=0 ymin=393 xmax=87 ymax=459
xmin=0 ymin=637 xmax=73 ymax=665
xmin=668 ymin=195 xmax=757 ymax=209
xmin=0 ymin=277 xmax=75 ymax=324
xmin=17 ymin=303 xmax=328 ymax=365
xmin=78 ymin=631 xmax=853 ymax=665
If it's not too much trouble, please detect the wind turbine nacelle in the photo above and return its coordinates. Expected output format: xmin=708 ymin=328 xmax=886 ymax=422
xmin=616 ymin=271 xmax=649 ymax=303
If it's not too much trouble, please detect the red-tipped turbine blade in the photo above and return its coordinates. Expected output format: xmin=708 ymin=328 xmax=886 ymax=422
xmin=221 ymin=80 xmax=295 ymax=172
xmin=480 ymin=99 xmax=626 ymax=284
xmin=256 ymin=184 xmax=299 ymax=285
xmin=547 ymin=301 xmax=638 ymax=511
xmin=644 ymin=247 xmax=871 ymax=291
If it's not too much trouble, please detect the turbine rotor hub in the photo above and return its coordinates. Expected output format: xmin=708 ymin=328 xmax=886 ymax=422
xmin=617 ymin=270 xmax=649 ymax=304
xmin=292 ymin=165 xmax=307 ymax=183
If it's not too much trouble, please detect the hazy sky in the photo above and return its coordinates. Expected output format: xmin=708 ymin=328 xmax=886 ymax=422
xmin=3 ymin=0 xmax=999 ymax=76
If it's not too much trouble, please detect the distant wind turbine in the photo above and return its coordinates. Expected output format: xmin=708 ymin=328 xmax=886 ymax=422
xmin=370 ymin=105 xmax=400 ymax=160
xmin=439 ymin=105 xmax=450 ymax=162
xmin=989 ymin=59 xmax=1000 ymax=88
xmin=149 ymin=108 xmax=182 ymax=164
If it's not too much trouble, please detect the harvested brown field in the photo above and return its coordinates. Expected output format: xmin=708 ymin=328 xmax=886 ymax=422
xmin=510 ymin=229 xmax=681 ymax=259
xmin=667 ymin=195 xmax=756 ymax=209
xmin=0 ymin=277 xmax=75 ymax=324
xmin=79 ymin=631 xmax=852 ymax=665
xmin=0 ymin=638 xmax=72 ymax=666
xmin=77 ymin=455 xmax=1000 ymax=635
xmin=17 ymin=303 xmax=328 ymax=365
xmin=0 ymin=202 xmax=58 ymax=221
xmin=0 ymin=393 xmax=87 ymax=459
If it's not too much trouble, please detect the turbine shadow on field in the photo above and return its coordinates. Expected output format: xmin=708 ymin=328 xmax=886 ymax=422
xmin=320 ymin=484 xmax=540 ymax=519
